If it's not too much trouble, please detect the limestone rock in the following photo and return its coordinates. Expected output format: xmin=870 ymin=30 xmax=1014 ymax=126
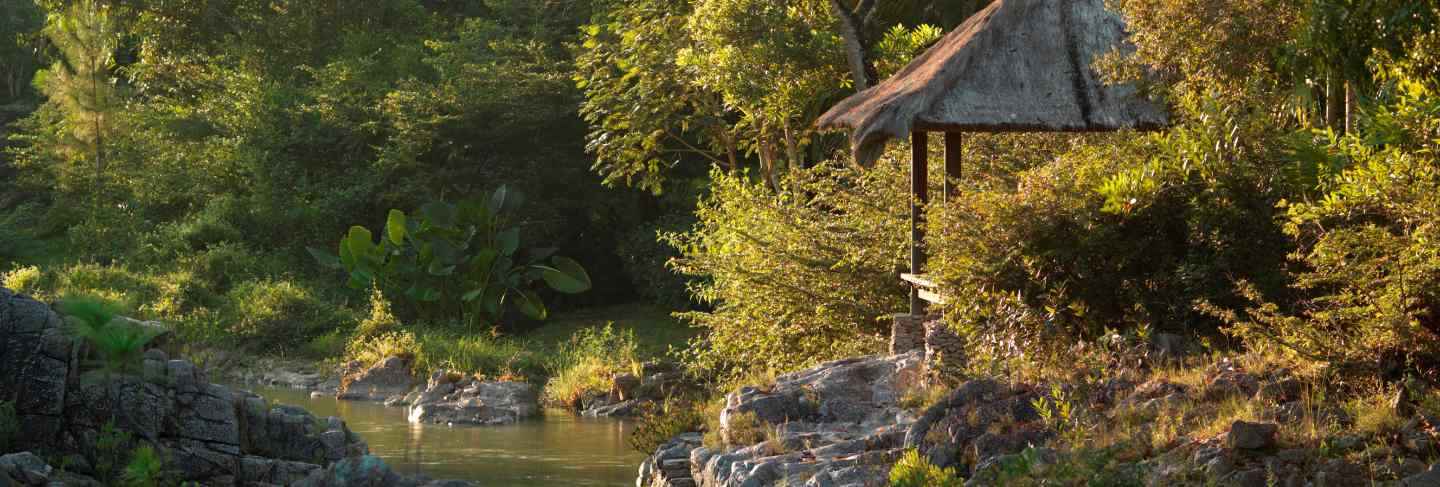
xmin=1227 ymin=421 xmax=1278 ymax=450
xmin=0 ymin=452 xmax=52 ymax=485
xmin=1403 ymin=463 xmax=1440 ymax=487
xmin=409 ymin=380 xmax=539 ymax=425
xmin=0 ymin=287 xmax=371 ymax=485
xmin=613 ymin=373 xmax=641 ymax=401
xmin=337 ymin=356 xmax=416 ymax=401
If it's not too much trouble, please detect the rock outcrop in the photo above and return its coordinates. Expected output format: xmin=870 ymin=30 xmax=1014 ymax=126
xmin=580 ymin=361 xmax=694 ymax=418
xmin=638 ymin=352 xmax=926 ymax=487
xmin=337 ymin=356 xmax=417 ymax=401
xmin=0 ymin=287 xmax=394 ymax=485
xmin=407 ymin=370 xmax=539 ymax=425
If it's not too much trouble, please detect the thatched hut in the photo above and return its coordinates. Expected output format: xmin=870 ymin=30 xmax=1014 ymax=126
xmin=816 ymin=0 xmax=1169 ymax=317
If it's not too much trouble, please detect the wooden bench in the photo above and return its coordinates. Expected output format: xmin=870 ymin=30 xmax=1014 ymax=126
xmin=901 ymin=273 xmax=947 ymax=305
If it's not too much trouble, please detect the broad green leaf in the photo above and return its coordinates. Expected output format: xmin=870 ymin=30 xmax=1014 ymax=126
xmin=339 ymin=238 xmax=355 ymax=269
xmin=421 ymin=201 xmax=457 ymax=229
xmin=489 ymin=185 xmax=511 ymax=215
xmin=347 ymin=226 xmax=375 ymax=258
xmin=308 ymin=246 xmax=342 ymax=270
xmin=471 ymin=249 xmax=498 ymax=273
xmin=386 ymin=210 xmax=407 ymax=245
xmin=350 ymin=268 xmax=376 ymax=287
xmin=538 ymin=256 xmax=591 ymax=294
xmin=462 ymin=285 xmax=487 ymax=302
xmin=405 ymin=286 xmax=441 ymax=302
xmin=514 ymin=289 xmax=547 ymax=320
xmin=497 ymin=228 xmax=520 ymax=256
xmin=482 ymin=289 xmax=504 ymax=316
xmin=428 ymin=261 xmax=456 ymax=276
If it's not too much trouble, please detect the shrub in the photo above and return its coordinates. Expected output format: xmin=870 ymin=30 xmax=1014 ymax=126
xmin=413 ymin=331 xmax=540 ymax=380
xmin=627 ymin=398 xmax=704 ymax=454
xmin=927 ymin=112 xmax=1294 ymax=365
xmin=223 ymin=279 xmax=338 ymax=349
xmin=543 ymin=323 xmax=640 ymax=406
xmin=120 ymin=444 xmax=164 ymax=487
xmin=669 ymin=162 xmax=910 ymax=374
xmin=889 ymin=449 xmax=963 ymax=487
xmin=1215 ymin=45 xmax=1440 ymax=380
xmin=346 ymin=330 xmax=421 ymax=367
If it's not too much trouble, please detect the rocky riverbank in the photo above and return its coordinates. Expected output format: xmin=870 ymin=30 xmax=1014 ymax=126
xmin=636 ymin=318 xmax=1440 ymax=487
xmin=0 ymin=287 xmax=477 ymax=486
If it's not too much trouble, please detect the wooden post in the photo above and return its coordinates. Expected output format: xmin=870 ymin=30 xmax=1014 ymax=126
xmin=910 ymin=131 xmax=929 ymax=316
xmin=944 ymin=132 xmax=963 ymax=201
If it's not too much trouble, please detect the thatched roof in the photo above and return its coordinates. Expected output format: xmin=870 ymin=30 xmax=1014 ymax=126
xmin=816 ymin=0 xmax=1169 ymax=167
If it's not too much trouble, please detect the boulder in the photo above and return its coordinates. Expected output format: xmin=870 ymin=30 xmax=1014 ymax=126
xmin=1227 ymin=421 xmax=1278 ymax=450
xmin=0 ymin=452 xmax=52 ymax=485
xmin=1204 ymin=362 xmax=1259 ymax=401
xmin=637 ymin=352 xmax=923 ymax=487
xmin=0 ymin=287 xmax=370 ymax=484
xmin=292 ymin=455 xmax=477 ymax=487
xmin=409 ymin=381 xmax=539 ymax=425
xmin=613 ymin=373 xmax=641 ymax=401
xmin=1403 ymin=463 xmax=1440 ymax=487
xmin=337 ymin=356 xmax=416 ymax=401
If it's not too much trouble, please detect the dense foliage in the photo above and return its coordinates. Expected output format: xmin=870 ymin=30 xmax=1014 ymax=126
xmin=670 ymin=161 xmax=910 ymax=373
xmin=1217 ymin=34 xmax=1440 ymax=381
xmin=313 ymin=186 xmax=592 ymax=329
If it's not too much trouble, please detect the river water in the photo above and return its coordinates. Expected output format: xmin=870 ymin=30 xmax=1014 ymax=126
xmin=245 ymin=385 xmax=645 ymax=486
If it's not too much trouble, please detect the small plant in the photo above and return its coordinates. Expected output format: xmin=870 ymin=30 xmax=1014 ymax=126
xmin=543 ymin=324 xmax=641 ymax=407
xmin=0 ymin=400 xmax=18 ymax=453
xmin=1032 ymin=384 xmax=1079 ymax=441
xmin=310 ymin=186 xmax=592 ymax=329
xmin=889 ymin=449 xmax=963 ymax=487
xmin=627 ymin=398 xmax=704 ymax=454
xmin=94 ymin=420 xmax=134 ymax=484
xmin=719 ymin=410 xmax=765 ymax=447
xmin=59 ymin=295 xmax=163 ymax=441
xmin=120 ymin=444 xmax=164 ymax=487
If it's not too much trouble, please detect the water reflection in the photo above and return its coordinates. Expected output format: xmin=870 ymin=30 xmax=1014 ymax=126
xmin=246 ymin=385 xmax=644 ymax=486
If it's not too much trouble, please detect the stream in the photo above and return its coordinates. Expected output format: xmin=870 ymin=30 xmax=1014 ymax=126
xmin=245 ymin=385 xmax=645 ymax=486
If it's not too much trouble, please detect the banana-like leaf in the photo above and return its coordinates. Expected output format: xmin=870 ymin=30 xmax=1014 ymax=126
xmin=307 ymin=246 xmax=342 ymax=270
xmin=428 ymin=260 xmax=456 ymax=276
xmin=462 ymin=285 xmax=487 ymax=302
xmin=514 ymin=289 xmax=547 ymax=320
xmin=387 ymin=209 xmax=407 ymax=245
xmin=482 ymin=289 xmax=504 ymax=316
xmin=537 ymin=256 xmax=591 ymax=294
xmin=405 ymin=285 xmax=441 ymax=302
xmin=497 ymin=228 xmax=520 ymax=256
xmin=489 ymin=185 xmax=511 ymax=215
xmin=347 ymin=226 xmax=375 ymax=259
xmin=348 ymin=268 xmax=376 ymax=289
xmin=471 ymin=249 xmax=498 ymax=272
xmin=339 ymin=237 xmax=355 ymax=270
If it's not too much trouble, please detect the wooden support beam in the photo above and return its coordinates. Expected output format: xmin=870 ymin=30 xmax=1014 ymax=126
xmin=944 ymin=132 xmax=963 ymax=201
xmin=910 ymin=131 xmax=929 ymax=316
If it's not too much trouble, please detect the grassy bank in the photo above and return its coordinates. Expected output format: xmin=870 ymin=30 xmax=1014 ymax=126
xmin=2 ymin=261 xmax=698 ymax=407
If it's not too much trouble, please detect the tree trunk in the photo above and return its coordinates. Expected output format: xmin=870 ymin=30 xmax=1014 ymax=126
xmin=1325 ymin=74 xmax=1342 ymax=132
xmin=1344 ymin=81 xmax=1356 ymax=135
xmin=829 ymin=0 xmax=878 ymax=91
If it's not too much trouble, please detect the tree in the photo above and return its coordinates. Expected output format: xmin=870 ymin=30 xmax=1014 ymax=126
xmin=576 ymin=0 xmax=956 ymax=193
xmin=35 ymin=0 xmax=124 ymax=203
xmin=0 ymin=0 xmax=44 ymax=103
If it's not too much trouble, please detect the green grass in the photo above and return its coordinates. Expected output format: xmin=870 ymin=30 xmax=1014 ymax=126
xmin=522 ymin=302 xmax=699 ymax=357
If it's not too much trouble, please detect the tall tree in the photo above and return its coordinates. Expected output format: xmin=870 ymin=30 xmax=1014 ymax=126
xmin=36 ymin=0 xmax=124 ymax=201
